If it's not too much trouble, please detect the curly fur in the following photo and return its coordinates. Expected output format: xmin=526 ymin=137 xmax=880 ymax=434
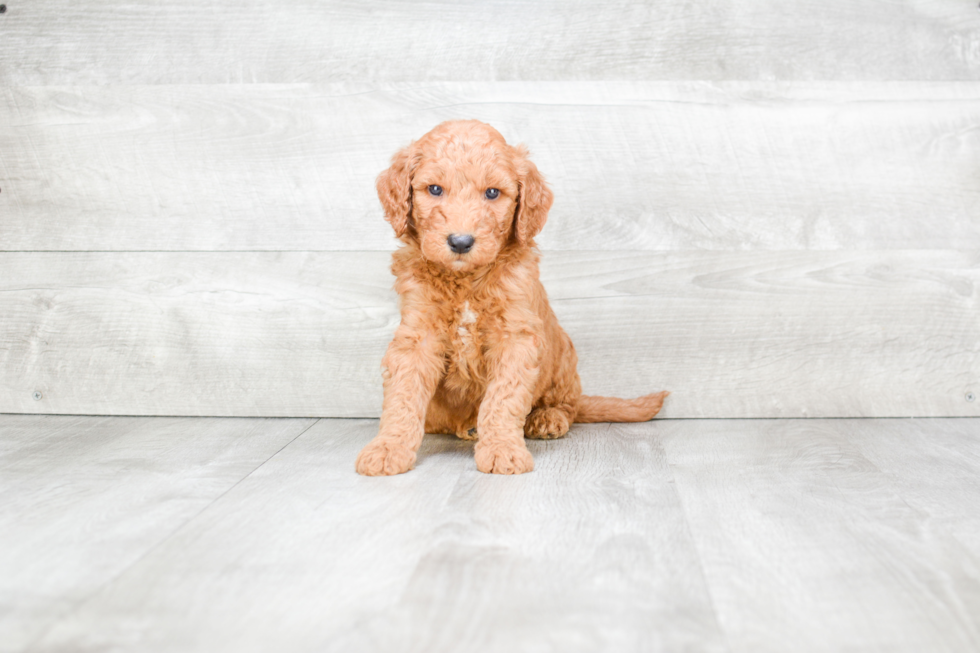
xmin=356 ymin=120 xmax=668 ymax=476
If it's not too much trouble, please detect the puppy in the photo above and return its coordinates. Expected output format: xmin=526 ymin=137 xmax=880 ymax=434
xmin=356 ymin=120 xmax=667 ymax=475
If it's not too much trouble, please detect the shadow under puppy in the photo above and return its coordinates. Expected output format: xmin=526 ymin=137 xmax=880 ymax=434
xmin=357 ymin=120 xmax=668 ymax=475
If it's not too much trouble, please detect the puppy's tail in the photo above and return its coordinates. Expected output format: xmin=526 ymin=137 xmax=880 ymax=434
xmin=574 ymin=391 xmax=669 ymax=423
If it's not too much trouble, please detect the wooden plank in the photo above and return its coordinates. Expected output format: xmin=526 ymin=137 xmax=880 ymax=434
xmin=1 ymin=1 xmax=978 ymax=85
xmin=21 ymin=419 xmax=475 ymax=652
xmin=549 ymin=250 xmax=980 ymax=418
xmin=661 ymin=419 xmax=980 ymax=653
xmin=2 ymin=82 xmax=979 ymax=251
xmin=0 ymin=251 xmax=397 ymax=418
xmin=0 ymin=250 xmax=976 ymax=418
xmin=0 ymin=414 xmax=316 ymax=653
xmin=330 ymin=422 xmax=726 ymax=652
xmin=24 ymin=418 xmax=726 ymax=652
xmin=847 ymin=419 xmax=980 ymax=556
xmin=13 ymin=417 xmax=980 ymax=651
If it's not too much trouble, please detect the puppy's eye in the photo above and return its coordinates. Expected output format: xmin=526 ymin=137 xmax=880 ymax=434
xmin=485 ymin=188 xmax=500 ymax=200
xmin=428 ymin=185 xmax=443 ymax=197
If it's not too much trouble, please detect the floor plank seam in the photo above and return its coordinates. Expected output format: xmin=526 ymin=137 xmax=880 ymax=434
xmin=19 ymin=417 xmax=321 ymax=652
xmin=660 ymin=449 xmax=734 ymax=653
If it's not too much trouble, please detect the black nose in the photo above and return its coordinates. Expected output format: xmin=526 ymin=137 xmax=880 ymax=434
xmin=447 ymin=233 xmax=475 ymax=254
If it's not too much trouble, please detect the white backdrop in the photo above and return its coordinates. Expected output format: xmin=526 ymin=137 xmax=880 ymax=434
xmin=1 ymin=1 xmax=978 ymax=417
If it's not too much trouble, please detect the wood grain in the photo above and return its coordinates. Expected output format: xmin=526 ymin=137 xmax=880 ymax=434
xmin=2 ymin=83 xmax=979 ymax=251
xmin=847 ymin=419 xmax=980 ymax=556
xmin=8 ymin=416 xmax=980 ymax=652
xmin=0 ymin=251 xmax=398 ymax=417
xmin=22 ymin=419 xmax=477 ymax=653
xmin=331 ymin=422 xmax=726 ymax=653
xmin=0 ymin=250 xmax=976 ymax=418
xmin=0 ymin=414 xmax=316 ymax=653
xmin=25 ymin=418 xmax=727 ymax=653
xmin=661 ymin=418 xmax=980 ymax=652
xmin=1 ymin=1 xmax=978 ymax=85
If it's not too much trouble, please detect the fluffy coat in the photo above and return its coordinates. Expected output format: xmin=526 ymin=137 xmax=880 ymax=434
xmin=356 ymin=120 xmax=667 ymax=475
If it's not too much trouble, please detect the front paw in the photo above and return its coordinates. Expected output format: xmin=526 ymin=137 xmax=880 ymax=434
xmin=474 ymin=438 xmax=534 ymax=475
xmin=356 ymin=438 xmax=416 ymax=476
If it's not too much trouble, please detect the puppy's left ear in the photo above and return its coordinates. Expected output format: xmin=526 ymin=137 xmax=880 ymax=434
xmin=513 ymin=146 xmax=554 ymax=245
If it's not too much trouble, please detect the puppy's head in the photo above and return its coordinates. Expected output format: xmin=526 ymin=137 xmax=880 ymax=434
xmin=377 ymin=120 xmax=553 ymax=272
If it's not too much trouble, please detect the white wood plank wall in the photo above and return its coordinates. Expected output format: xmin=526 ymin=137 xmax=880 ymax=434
xmin=0 ymin=1 xmax=978 ymax=418
xmin=1 ymin=1 xmax=979 ymax=83
xmin=2 ymin=83 xmax=979 ymax=251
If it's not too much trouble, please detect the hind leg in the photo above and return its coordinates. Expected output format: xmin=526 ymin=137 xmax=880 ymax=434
xmin=524 ymin=405 xmax=573 ymax=440
xmin=525 ymin=327 xmax=581 ymax=440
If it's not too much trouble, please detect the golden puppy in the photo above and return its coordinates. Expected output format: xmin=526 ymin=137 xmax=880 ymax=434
xmin=356 ymin=120 xmax=667 ymax=475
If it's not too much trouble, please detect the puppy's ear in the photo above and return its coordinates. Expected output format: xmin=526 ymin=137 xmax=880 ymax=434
xmin=376 ymin=143 xmax=417 ymax=238
xmin=513 ymin=146 xmax=554 ymax=245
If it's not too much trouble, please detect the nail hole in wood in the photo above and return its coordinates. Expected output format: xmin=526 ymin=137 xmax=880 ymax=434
xmin=0 ymin=6 xmax=7 ymax=14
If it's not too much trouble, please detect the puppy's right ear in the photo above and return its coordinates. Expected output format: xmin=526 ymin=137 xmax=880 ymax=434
xmin=376 ymin=143 xmax=417 ymax=238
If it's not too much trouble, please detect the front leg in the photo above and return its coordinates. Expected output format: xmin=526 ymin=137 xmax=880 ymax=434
xmin=356 ymin=324 xmax=446 ymax=476
xmin=474 ymin=332 xmax=540 ymax=475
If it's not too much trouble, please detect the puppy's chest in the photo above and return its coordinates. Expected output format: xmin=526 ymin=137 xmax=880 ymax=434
xmin=445 ymin=300 xmax=490 ymax=382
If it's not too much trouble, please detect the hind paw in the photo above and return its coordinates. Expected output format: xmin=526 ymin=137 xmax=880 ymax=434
xmin=524 ymin=407 xmax=571 ymax=440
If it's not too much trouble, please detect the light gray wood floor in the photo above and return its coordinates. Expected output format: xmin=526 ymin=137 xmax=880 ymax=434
xmin=2 ymin=415 xmax=979 ymax=652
